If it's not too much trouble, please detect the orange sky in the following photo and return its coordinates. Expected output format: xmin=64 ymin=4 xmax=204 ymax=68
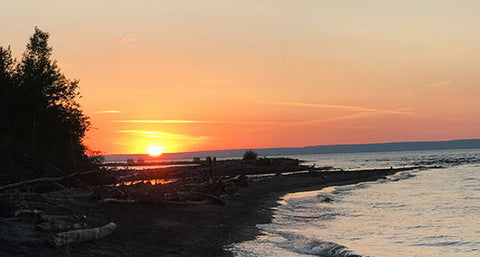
xmin=2 ymin=1 xmax=479 ymax=154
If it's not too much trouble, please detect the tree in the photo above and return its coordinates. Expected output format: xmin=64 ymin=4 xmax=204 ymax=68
xmin=0 ymin=27 xmax=91 ymax=181
xmin=0 ymin=46 xmax=15 ymax=81
xmin=242 ymin=150 xmax=258 ymax=161
xmin=0 ymin=46 xmax=15 ymax=129
xmin=0 ymin=46 xmax=21 ymax=176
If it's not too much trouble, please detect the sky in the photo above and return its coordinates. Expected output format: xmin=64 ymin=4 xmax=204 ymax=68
xmin=1 ymin=0 xmax=479 ymax=154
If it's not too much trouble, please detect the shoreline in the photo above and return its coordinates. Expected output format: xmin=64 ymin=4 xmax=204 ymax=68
xmin=178 ymin=167 xmax=418 ymax=256
xmin=0 ymin=166 xmax=419 ymax=256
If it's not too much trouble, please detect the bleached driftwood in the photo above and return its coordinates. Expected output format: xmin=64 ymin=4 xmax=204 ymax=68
xmin=36 ymin=221 xmax=87 ymax=232
xmin=14 ymin=209 xmax=47 ymax=223
xmin=14 ymin=209 xmax=44 ymax=217
xmin=50 ymin=222 xmax=117 ymax=246
xmin=97 ymin=198 xmax=136 ymax=204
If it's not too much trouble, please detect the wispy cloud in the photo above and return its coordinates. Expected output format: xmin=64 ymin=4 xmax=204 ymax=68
xmin=426 ymin=81 xmax=452 ymax=88
xmin=288 ymin=112 xmax=378 ymax=126
xmin=118 ymin=130 xmax=209 ymax=142
xmin=114 ymin=120 xmax=208 ymax=124
xmin=118 ymin=37 xmax=136 ymax=43
xmin=95 ymin=110 xmax=122 ymax=114
xmin=242 ymin=114 xmax=378 ymax=133
xmin=112 ymin=119 xmax=280 ymax=125
xmin=260 ymin=101 xmax=414 ymax=115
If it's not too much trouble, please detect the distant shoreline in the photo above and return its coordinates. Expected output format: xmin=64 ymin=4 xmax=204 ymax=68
xmin=102 ymin=139 xmax=480 ymax=161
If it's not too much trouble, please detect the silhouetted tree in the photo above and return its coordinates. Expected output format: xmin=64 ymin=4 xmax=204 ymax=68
xmin=0 ymin=46 xmax=21 ymax=176
xmin=243 ymin=150 xmax=258 ymax=161
xmin=0 ymin=46 xmax=15 ymax=128
xmin=0 ymin=27 xmax=91 ymax=181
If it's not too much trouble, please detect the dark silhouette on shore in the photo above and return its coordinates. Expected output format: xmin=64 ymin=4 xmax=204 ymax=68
xmin=0 ymin=27 xmax=91 ymax=182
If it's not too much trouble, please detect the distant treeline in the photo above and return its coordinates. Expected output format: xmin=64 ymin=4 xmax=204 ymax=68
xmin=0 ymin=27 xmax=91 ymax=181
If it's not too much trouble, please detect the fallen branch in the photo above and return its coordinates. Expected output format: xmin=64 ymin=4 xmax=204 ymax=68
xmin=50 ymin=222 xmax=117 ymax=246
xmin=0 ymin=169 xmax=98 ymax=192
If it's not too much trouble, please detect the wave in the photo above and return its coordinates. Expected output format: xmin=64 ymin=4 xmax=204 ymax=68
xmin=386 ymin=170 xmax=416 ymax=181
xmin=276 ymin=232 xmax=366 ymax=257
xmin=228 ymin=232 xmax=367 ymax=257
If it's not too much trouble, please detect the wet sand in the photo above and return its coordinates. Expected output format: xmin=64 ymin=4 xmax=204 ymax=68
xmin=0 ymin=167 xmax=414 ymax=257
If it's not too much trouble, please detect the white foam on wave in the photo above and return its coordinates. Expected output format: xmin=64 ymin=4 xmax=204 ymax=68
xmin=276 ymin=232 xmax=366 ymax=257
xmin=228 ymin=231 xmax=366 ymax=257
xmin=382 ymin=170 xmax=416 ymax=182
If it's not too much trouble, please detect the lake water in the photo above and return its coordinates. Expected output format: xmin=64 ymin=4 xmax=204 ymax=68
xmin=229 ymin=149 xmax=480 ymax=256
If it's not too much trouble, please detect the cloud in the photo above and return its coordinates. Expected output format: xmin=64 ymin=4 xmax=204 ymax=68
xmin=95 ymin=110 xmax=122 ymax=114
xmin=288 ymin=112 xmax=378 ymax=126
xmin=426 ymin=81 xmax=452 ymax=88
xmin=114 ymin=119 xmax=208 ymax=124
xmin=118 ymin=37 xmax=136 ymax=43
xmin=242 ymin=114 xmax=378 ymax=133
xmin=118 ymin=130 xmax=209 ymax=142
xmin=112 ymin=119 xmax=280 ymax=125
xmin=260 ymin=101 xmax=414 ymax=115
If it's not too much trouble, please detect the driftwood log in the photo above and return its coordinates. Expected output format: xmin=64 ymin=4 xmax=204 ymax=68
xmin=97 ymin=198 xmax=137 ymax=204
xmin=50 ymin=222 xmax=117 ymax=246
xmin=14 ymin=209 xmax=47 ymax=223
xmin=36 ymin=221 xmax=88 ymax=232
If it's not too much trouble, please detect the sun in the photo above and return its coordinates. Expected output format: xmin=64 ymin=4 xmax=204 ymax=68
xmin=147 ymin=146 xmax=163 ymax=157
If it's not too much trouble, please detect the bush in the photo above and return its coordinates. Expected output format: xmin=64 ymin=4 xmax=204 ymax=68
xmin=126 ymin=159 xmax=135 ymax=165
xmin=243 ymin=150 xmax=258 ymax=161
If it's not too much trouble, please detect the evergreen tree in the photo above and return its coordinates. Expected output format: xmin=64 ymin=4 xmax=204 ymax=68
xmin=0 ymin=46 xmax=21 ymax=174
xmin=0 ymin=27 xmax=91 ymax=180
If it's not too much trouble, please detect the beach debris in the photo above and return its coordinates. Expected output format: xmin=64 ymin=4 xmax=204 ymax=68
xmin=0 ymin=169 xmax=103 ymax=192
xmin=97 ymin=198 xmax=137 ymax=204
xmin=14 ymin=209 xmax=47 ymax=223
xmin=49 ymin=222 xmax=117 ymax=246
xmin=235 ymin=175 xmax=249 ymax=186
xmin=36 ymin=221 xmax=88 ymax=232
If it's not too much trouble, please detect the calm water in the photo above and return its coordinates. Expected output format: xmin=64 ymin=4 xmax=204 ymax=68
xmin=229 ymin=149 xmax=480 ymax=256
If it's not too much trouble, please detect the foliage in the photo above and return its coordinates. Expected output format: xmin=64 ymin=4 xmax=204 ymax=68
xmin=242 ymin=150 xmax=258 ymax=161
xmin=0 ymin=27 xmax=91 ymax=181
xmin=205 ymin=156 xmax=212 ymax=166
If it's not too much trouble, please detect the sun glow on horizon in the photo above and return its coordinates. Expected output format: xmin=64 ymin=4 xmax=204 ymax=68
xmin=147 ymin=146 xmax=164 ymax=156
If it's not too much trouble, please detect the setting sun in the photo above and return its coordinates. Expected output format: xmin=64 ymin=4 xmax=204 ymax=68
xmin=147 ymin=146 xmax=163 ymax=156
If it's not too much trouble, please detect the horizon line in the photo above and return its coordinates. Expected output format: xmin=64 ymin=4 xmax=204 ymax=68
xmin=98 ymin=138 xmax=480 ymax=156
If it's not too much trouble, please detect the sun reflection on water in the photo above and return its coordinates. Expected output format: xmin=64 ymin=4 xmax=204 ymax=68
xmin=115 ymin=178 xmax=176 ymax=186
